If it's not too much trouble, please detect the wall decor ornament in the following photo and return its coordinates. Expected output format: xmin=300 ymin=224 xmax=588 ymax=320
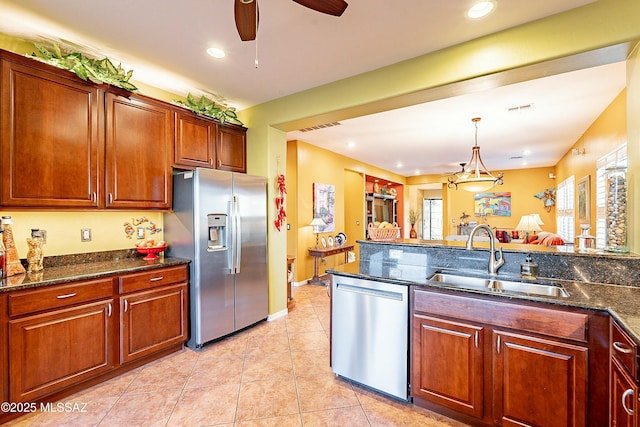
xmin=313 ymin=183 xmax=335 ymax=232
xmin=534 ymin=187 xmax=556 ymax=212
xmin=474 ymin=192 xmax=512 ymax=217
xmin=274 ymin=174 xmax=287 ymax=231
xmin=577 ymin=175 xmax=590 ymax=223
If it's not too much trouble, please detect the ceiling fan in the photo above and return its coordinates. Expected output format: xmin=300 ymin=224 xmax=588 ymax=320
xmin=234 ymin=0 xmax=349 ymax=41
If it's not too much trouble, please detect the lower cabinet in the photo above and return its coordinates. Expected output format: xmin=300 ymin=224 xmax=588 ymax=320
xmin=492 ymin=331 xmax=587 ymax=426
xmin=412 ymin=315 xmax=484 ymax=418
xmin=412 ymin=288 xmax=590 ymax=426
xmin=120 ymin=283 xmax=188 ymax=364
xmin=610 ymin=319 xmax=639 ymax=427
xmin=9 ymin=300 xmax=114 ymax=402
xmin=2 ymin=264 xmax=189 ymax=422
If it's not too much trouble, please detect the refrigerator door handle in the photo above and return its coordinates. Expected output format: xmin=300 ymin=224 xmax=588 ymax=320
xmin=227 ymin=199 xmax=236 ymax=274
xmin=234 ymin=195 xmax=242 ymax=274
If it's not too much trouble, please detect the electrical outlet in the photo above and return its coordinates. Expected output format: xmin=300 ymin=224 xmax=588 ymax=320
xmin=81 ymin=228 xmax=92 ymax=242
xmin=40 ymin=230 xmax=47 ymax=243
xmin=137 ymin=227 xmax=145 ymax=239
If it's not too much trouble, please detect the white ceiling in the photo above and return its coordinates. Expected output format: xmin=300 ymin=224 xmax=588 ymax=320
xmin=0 ymin=0 xmax=626 ymax=177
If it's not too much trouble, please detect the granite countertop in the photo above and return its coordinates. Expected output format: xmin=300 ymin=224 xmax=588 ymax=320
xmin=0 ymin=256 xmax=191 ymax=293
xmin=329 ymin=262 xmax=640 ymax=344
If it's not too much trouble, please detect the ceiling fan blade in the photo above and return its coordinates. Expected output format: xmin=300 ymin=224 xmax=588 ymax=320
xmin=292 ymin=0 xmax=348 ymax=16
xmin=234 ymin=0 xmax=258 ymax=41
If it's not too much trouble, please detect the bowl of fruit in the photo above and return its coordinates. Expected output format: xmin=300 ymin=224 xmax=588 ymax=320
xmin=135 ymin=238 xmax=167 ymax=261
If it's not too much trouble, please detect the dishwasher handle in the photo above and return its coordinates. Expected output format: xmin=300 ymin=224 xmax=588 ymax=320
xmin=335 ymin=282 xmax=404 ymax=301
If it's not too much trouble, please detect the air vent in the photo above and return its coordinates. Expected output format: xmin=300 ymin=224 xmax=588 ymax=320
xmin=509 ymin=156 xmax=523 ymax=160
xmin=507 ymin=104 xmax=533 ymax=113
xmin=298 ymin=122 xmax=341 ymax=132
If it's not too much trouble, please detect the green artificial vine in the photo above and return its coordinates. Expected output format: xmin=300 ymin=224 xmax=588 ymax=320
xmin=31 ymin=44 xmax=138 ymax=92
xmin=172 ymin=93 xmax=244 ymax=126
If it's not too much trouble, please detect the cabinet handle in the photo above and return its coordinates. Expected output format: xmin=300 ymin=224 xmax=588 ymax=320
xmin=622 ymin=389 xmax=635 ymax=415
xmin=218 ymin=159 xmax=221 ymax=167
xmin=150 ymin=276 xmax=164 ymax=282
xmin=56 ymin=293 xmax=77 ymax=299
xmin=496 ymin=336 xmax=501 ymax=354
xmin=92 ymin=192 xmax=97 ymax=203
xmin=109 ymin=193 xmax=113 ymax=204
xmin=474 ymin=331 xmax=479 ymax=348
xmin=613 ymin=341 xmax=633 ymax=354
xmin=107 ymin=303 xmax=112 ymax=318
xmin=124 ymin=299 xmax=129 ymax=313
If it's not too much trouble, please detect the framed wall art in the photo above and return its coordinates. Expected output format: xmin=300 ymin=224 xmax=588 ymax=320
xmin=577 ymin=175 xmax=590 ymax=223
xmin=474 ymin=192 xmax=512 ymax=217
xmin=313 ymin=182 xmax=335 ymax=232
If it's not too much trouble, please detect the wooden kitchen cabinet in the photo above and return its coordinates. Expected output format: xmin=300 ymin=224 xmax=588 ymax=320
xmin=412 ymin=315 xmax=484 ymax=418
xmin=9 ymin=299 xmax=115 ymax=402
xmin=104 ymin=92 xmax=173 ymax=209
xmin=216 ymin=123 xmax=246 ymax=172
xmin=610 ymin=319 xmax=639 ymax=427
xmin=493 ymin=330 xmax=587 ymax=426
xmin=0 ymin=56 xmax=100 ymax=208
xmin=174 ymin=110 xmax=216 ymax=169
xmin=118 ymin=265 xmax=188 ymax=364
xmin=412 ymin=288 xmax=590 ymax=426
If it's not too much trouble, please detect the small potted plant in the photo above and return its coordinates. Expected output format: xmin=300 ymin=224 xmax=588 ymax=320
xmin=409 ymin=209 xmax=419 ymax=238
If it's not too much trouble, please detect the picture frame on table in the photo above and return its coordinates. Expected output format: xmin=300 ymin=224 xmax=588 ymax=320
xmin=577 ymin=175 xmax=590 ymax=223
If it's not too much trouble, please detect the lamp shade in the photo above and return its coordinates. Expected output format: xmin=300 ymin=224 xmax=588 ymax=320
xmin=529 ymin=213 xmax=544 ymax=226
xmin=515 ymin=214 xmax=542 ymax=232
xmin=309 ymin=217 xmax=326 ymax=227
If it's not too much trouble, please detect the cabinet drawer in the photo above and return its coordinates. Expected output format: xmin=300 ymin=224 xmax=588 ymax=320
xmin=119 ymin=265 xmax=188 ymax=294
xmin=8 ymin=278 xmax=114 ymax=317
xmin=612 ymin=320 xmax=638 ymax=381
xmin=414 ymin=289 xmax=588 ymax=342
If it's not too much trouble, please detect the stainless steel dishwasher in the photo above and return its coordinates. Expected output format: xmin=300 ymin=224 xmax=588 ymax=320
xmin=331 ymin=275 xmax=409 ymax=401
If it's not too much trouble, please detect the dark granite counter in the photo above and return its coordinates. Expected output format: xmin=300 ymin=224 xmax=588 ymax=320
xmin=329 ymin=239 xmax=640 ymax=343
xmin=0 ymin=252 xmax=190 ymax=293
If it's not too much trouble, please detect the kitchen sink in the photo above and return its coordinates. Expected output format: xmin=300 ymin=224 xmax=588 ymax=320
xmin=428 ymin=273 xmax=570 ymax=298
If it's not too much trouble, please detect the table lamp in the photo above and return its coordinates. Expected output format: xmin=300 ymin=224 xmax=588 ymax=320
xmin=310 ymin=217 xmax=326 ymax=248
xmin=515 ymin=214 xmax=542 ymax=242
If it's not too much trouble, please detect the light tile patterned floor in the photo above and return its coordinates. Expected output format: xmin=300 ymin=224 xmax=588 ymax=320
xmin=6 ymin=284 xmax=470 ymax=426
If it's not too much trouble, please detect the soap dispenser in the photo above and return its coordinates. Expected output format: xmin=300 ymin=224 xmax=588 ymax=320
xmin=520 ymin=253 xmax=539 ymax=279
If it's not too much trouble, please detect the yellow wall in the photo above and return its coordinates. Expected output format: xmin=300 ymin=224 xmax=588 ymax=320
xmin=288 ymin=140 xmax=406 ymax=281
xmin=627 ymin=44 xmax=640 ymax=253
xmin=0 ymin=211 xmax=163 ymax=258
xmin=555 ymin=90 xmax=627 ymax=236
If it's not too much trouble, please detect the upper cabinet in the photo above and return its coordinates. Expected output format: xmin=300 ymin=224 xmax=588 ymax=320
xmin=216 ymin=124 xmax=246 ymax=173
xmin=104 ymin=93 xmax=172 ymax=209
xmin=0 ymin=57 xmax=101 ymax=208
xmin=174 ymin=110 xmax=216 ymax=169
xmin=0 ymin=49 xmax=249 ymax=210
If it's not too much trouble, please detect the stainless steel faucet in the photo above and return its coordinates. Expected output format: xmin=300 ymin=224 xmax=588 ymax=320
xmin=466 ymin=224 xmax=504 ymax=275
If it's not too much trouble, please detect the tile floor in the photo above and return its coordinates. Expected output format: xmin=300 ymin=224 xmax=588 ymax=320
xmin=6 ymin=284 xmax=469 ymax=427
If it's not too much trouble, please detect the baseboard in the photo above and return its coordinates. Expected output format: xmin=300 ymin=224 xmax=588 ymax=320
xmin=267 ymin=308 xmax=288 ymax=321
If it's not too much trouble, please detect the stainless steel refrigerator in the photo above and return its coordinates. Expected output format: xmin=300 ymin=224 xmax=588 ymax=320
xmin=164 ymin=168 xmax=268 ymax=349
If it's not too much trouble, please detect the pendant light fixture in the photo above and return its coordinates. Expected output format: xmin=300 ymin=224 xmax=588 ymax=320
xmin=447 ymin=117 xmax=504 ymax=192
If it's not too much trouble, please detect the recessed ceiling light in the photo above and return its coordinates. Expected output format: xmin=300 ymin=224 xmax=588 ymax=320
xmin=347 ymin=140 xmax=356 ymax=149
xmin=396 ymin=161 xmax=403 ymax=168
xmin=206 ymin=47 xmax=226 ymax=59
xmin=467 ymin=1 xmax=495 ymax=19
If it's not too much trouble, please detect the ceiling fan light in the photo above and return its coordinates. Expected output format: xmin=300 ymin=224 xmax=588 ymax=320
xmin=206 ymin=47 xmax=226 ymax=58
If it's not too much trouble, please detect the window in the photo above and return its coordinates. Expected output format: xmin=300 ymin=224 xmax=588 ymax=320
xmin=556 ymin=175 xmax=575 ymax=243
xmin=422 ymin=198 xmax=443 ymax=240
xmin=595 ymin=144 xmax=627 ymax=248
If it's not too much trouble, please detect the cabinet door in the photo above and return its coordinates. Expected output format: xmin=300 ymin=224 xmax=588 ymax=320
xmin=216 ymin=124 xmax=246 ymax=172
xmin=104 ymin=93 xmax=172 ymax=209
xmin=493 ymin=330 xmax=587 ymax=427
xmin=611 ymin=358 xmax=637 ymax=427
xmin=9 ymin=300 xmax=114 ymax=402
xmin=174 ymin=111 xmax=216 ymax=169
xmin=411 ymin=314 xmax=484 ymax=418
xmin=1 ymin=60 xmax=100 ymax=207
xmin=120 ymin=283 xmax=187 ymax=364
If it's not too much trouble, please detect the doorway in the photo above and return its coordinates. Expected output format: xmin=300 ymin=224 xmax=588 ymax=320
xmin=422 ymin=198 xmax=443 ymax=240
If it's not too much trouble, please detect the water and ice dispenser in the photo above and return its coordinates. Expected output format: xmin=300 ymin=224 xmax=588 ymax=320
xmin=207 ymin=214 xmax=227 ymax=250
